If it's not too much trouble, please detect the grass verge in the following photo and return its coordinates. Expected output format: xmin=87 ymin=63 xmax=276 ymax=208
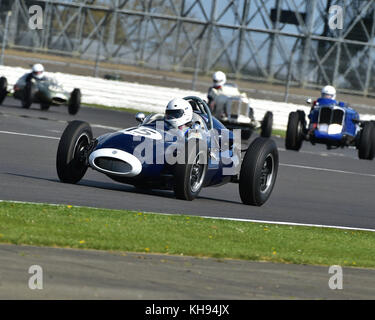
xmin=0 ymin=201 xmax=374 ymax=268
xmin=82 ymin=103 xmax=148 ymax=115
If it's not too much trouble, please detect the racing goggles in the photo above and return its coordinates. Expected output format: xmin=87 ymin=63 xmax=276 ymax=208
xmin=165 ymin=109 xmax=184 ymax=119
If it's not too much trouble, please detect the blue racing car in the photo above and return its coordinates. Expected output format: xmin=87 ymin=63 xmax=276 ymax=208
xmin=285 ymin=97 xmax=375 ymax=160
xmin=56 ymin=96 xmax=279 ymax=206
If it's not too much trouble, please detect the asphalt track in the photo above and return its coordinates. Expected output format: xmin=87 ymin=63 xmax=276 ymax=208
xmin=1 ymin=97 xmax=374 ymax=230
xmin=1 ymin=97 xmax=375 ymax=300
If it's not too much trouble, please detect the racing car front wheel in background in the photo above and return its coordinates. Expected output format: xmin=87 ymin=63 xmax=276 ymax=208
xmin=56 ymin=120 xmax=93 ymax=183
xmin=285 ymin=111 xmax=304 ymax=151
xmin=173 ymin=142 xmax=208 ymax=201
xmin=241 ymin=129 xmax=252 ymax=141
xmin=358 ymin=122 xmax=375 ymax=160
xmin=0 ymin=76 xmax=8 ymax=105
xmin=239 ymin=137 xmax=279 ymax=206
xmin=22 ymin=81 xmax=33 ymax=109
xmin=40 ymin=103 xmax=50 ymax=111
xmin=68 ymin=88 xmax=81 ymax=115
xmin=260 ymin=111 xmax=273 ymax=138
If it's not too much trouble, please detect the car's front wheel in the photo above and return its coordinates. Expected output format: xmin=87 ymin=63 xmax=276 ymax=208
xmin=239 ymin=137 xmax=279 ymax=206
xmin=56 ymin=120 xmax=92 ymax=183
xmin=40 ymin=103 xmax=50 ymax=111
xmin=68 ymin=88 xmax=81 ymax=115
xmin=285 ymin=111 xmax=304 ymax=151
xmin=358 ymin=122 xmax=375 ymax=160
xmin=261 ymin=111 xmax=273 ymax=138
xmin=173 ymin=142 xmax=208 ymax=201
xmin=0 ymin=77 xmax=8 ymax=105
xmin=241 ymin=128 xmax=252 ymax=141
xmin=22 ymin=82 xmax=33 ymax=109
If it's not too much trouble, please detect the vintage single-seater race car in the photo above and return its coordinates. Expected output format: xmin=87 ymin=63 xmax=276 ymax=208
xmin=0 ymin=74 xmax=81 ymax=115
xmin=56 ymin=96 xmax=279 ymax=206
xmin=209 ymin=84 xmax=273 ymax=140
xmin=285 ymin=98 xmax=375 ymax=160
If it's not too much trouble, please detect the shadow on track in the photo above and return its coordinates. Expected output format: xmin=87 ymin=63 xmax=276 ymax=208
xmin=3 ymin=172 xmax=177 ymax=200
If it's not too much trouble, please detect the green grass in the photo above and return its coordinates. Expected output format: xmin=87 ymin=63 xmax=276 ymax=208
xmin=272 ymin=129 xmax=286 ymax=138
xmin=0 ymin=201 xmax=374 ymax=268
xmin=82 ymin=103 xmax=150 ymax=115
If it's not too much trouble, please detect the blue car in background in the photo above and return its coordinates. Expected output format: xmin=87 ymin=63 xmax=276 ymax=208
xmin=285 ymin=98 xmax=375 ymax=160
xmin=56 ymin=96 xmax=279 ymax=206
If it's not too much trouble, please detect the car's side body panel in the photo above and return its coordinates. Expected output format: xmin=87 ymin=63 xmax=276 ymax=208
xmin=89 ymin=113 xmax=241 ymax=189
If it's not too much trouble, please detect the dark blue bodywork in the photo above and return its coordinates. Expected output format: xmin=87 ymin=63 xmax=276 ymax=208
xmin=308 ymin=98 xmax=360 ymax=144
xmin=92 ymin=113 xmax=240 ymax=188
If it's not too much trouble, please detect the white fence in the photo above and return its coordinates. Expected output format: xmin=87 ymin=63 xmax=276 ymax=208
xmin=3 ymin=65 xmax=374 ymax=130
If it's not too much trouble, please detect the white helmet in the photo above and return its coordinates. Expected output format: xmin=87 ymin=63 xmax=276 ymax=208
xmin=32 ymin=64 xmax=44 ymax=79
xmin=321 ymin=85 xmax=336 ymax=100
xmin=165 ymin=98 xmax=193 ymax=128
xmin=212 ymin=71 xmax=226 ymax=87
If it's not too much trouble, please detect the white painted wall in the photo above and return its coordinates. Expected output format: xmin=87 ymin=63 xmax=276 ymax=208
xmin=1 ymin=65 xmax=374 ymax=130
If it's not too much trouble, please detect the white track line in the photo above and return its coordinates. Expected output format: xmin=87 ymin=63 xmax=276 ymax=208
xmin=280 ymin=163 xmax=375 ymax=178
xmin=1 ymin=200 xmax=374 ymax=233
xmin=1 ymin=130 xmax=374 ymax=178
xmin=0 ymin=130 xmax=59 ymax=140
xmin=198 ymin=215 xmax=375 ymax=233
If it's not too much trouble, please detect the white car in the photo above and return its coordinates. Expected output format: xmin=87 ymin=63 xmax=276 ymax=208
xmin=209 ymin=84 xmax=273 ymax=139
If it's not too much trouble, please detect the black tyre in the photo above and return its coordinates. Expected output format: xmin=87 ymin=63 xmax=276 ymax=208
xmin=22 ymin=81 xmax=33 ymax=109
xmin=40 ymin=103 xmax=50 ymax=111
xmin=173 ymin=141 xmax=208 ymax=201
xmin=285 ymin=111 xmax=304 ymax=151
xmin=0 ymin=76 xmax=8 ymax=105
xmin=68 ymin=88 xmax=81 ymax=115
xmin=241 ymin=129 xmax=252 ymax=141
xmin=358 ymin=122 xmax=375 ymax=160
xmin=56 ymin=120 xmax=92 ymax=183
xmin=370 ymin=125 xmax=375 ymax=160
xmin=239 ymin=137 xmax=279 ymax=206
xmin=261 ymin=111 xmax=273 ymax=138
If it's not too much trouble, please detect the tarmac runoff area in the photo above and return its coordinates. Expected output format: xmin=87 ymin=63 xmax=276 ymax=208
xmin=1 ymin=244 xmax=375 ymax=300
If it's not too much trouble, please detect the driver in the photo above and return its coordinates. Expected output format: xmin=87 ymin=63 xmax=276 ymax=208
xmin=207 ymin=71 xmax=243 ymax=113
xmin=207 ymin=71 xmax=227 ymax=110
xmin=25 ymin=64 xmax=46 ymax=83
xmin=321 ymin=85 xmax=336 ymax=100
xmin=165 ymin=98 xmax=193 ymax=132
xmin=311 ymin=85 xmax=338 ymax=110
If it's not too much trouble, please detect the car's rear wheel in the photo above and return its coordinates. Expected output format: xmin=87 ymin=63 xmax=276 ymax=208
xmin=173 ymin=142 xmax=207 ymax=201
xmin=0 ymin=77 xmax=8 ymax=105
xmin=56 ymin=120 xmax=92 ymax=183
xmin=239 ymin=137 xmax=279 ymax=206
xmin=241 ymin=128 xmax=252 ymax=141
xmin=68 ymin=88 xmax=81 ymax=115
xmin=40 ymin=103 xmax=50 ymax=111
xmin=285 ymin=111 xmax=304 ymax=151
xmin=358 ymin=122 xmax=375 ymax=160
xmin=261 ymin=111 xmax=273 ymax=138
xmin=22 ymin=82 xmax=33 ymax=109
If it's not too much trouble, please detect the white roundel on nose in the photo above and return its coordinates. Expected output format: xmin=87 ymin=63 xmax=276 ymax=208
xmin=121 ymin=127 xmax=163 ymax=140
